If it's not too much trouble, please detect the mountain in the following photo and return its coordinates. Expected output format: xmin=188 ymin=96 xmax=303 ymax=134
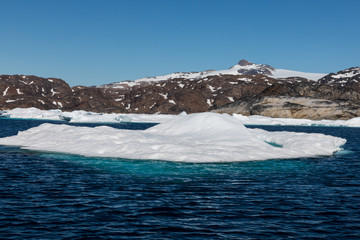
xmin=0 ymin=75 xmax=73 ymax=110
xmin=318 ymin=67 xmax=360 ymax=85
xmin=101 ymin=59 xmax=326 ymax=89
xmin=214 ymin=66 xmax=360 ymax=120
xmin=1 ymin=60 xmax=359 ymax=120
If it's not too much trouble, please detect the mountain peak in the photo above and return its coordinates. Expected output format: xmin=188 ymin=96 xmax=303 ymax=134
xmin=238 ymin=59 xmax=253 ymax=66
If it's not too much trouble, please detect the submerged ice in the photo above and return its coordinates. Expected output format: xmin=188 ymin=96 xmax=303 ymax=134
xmin=0 ymin=113 xmax=346 ymax=162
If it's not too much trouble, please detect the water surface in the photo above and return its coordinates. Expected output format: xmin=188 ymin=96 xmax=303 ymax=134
xmin=0 ymin=119 xmax=359 ymax=239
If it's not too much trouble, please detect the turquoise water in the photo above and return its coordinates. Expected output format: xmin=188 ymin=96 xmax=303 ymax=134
xmin=0 ymin=119 xmax=360 ymax=239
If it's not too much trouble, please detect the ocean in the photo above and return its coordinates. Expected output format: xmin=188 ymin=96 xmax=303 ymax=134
xmin=0 ymin=118 xmax=359 ymax=239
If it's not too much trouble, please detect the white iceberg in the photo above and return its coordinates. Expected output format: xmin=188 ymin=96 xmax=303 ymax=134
xmin=59 ymin=110 xmax=132 ymax=123
xmin=2 ymin=107 xmax=360 ymax=127
xmin=0 ymin=107 xmax=178 ymax=123
xmin=233 ymin=114 xmax=360 ymax=127
xmin=0 ymin=113 xmax=346 ymax=162
xmin=0 ymin=108 xmax=63 ymax=120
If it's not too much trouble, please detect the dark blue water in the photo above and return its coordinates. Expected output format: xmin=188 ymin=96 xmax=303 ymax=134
xmin=1 ymin=119 xmax=360 ymax=239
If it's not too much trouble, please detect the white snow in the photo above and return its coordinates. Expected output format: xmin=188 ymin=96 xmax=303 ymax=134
xmin=272 ymin=69 xmax=326 ymax=81
xmin=50 ymin=88 xmax=59 ymax=96
xmin=169 ymin=100 xmax=175 ymax=104
xmin=60 ymin=110 xmax=132 ymax=123
xmin=103 ymin=61 xmax=326 ymax=88
xmin=207 ymin=99 xmax=213 ymax=106
xmin=208 ymin=86 xmax=216 ymax=92
xmin=330 ymin=68 xmax=359 ymax=79
xmin=3 ymin=107 xmax=360 ymax=127
xmin=2 ymin=107 xmax=185 ymax=123
xmin=0 ymin=113 xmax=346 ymax=162
xmin=0 ymin=107 xmax=358 ymax=127
xmin=150 ymin=103 xmax=156 ymax=109
xmin=129 ymin=82 xmax=141 ymax=87
xmin=232 ymin=114 xmax=360 ymax=127
xmin=238 ymin=78 xmax=252 ymax=82
xmin=6 ymin=100 xmax=17 ymax=103
xmin=331 ymin=73 xmax=357 ymax=79
xmin=1 ymin=108 xmax=63 ymax=120
xmin=16 ymin=89 xmax=23 ymax=94
xmin=228 ymin=97 xmax=234 ymax=102
xmin=0 ymin=108 xmax=179 ymax=123
xmin=3 ymin=87 xmax=9 ymax=96
xmin=159 ymin=93 xmax=168 ymax=99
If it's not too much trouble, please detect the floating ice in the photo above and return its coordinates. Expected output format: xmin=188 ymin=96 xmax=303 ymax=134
xmin=0 ymin=107 xmax=178 ymax=123
xmin=2 ymin=107 xmax=360 ymax=127
xmin=0 ymin=113 xmax=346 ymax=162
xmin=0 ymin=108 xmax=63 ymax=120
xmin=233 ymin=114 xmax=360 ymax=127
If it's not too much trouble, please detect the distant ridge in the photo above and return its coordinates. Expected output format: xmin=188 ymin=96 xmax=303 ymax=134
xmin=1 ymin=60 xmax=360 ymax=119
xmin=102 ymin=59 xmax=326 ymax=89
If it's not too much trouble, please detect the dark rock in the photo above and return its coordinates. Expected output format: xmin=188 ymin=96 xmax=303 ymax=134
xmin=1 ymin=65 xmax=360 ymax=120
xmin=238 ymin=59 xmax=252 ymax=66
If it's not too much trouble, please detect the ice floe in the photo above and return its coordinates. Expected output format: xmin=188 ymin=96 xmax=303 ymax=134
xmin=0 ymin=107 xmax=178 ymax=123
xmin=0 ymin=113 xmax=346 ymax=162
xmin=233 ymin=114 xmax=360 ymax=127
xmin=2 ymin=107 xmax=360 ymax=127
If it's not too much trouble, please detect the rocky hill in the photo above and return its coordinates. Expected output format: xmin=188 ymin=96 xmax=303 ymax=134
xmin=1 ymin=60 xmax=359 ymax=119
xmin=214 ymin=67 xmax=360 ymax=119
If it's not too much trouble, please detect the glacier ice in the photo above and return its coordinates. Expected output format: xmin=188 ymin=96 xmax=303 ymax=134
xmin=0 ymin=112 xmax=346 ymax=162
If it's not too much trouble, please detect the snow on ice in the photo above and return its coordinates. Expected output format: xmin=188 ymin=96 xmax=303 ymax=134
xmin=0 ymin=113 xmax=346 ymax=162
xmin=2 ymin=107 xmax=360 ymax=127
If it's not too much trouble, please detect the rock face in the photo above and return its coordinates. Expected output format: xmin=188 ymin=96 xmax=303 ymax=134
xmin=1 ymin=60 xmax=360 ymax=120
xmin=318 ymin=67 xmax=360 ymax=85
xmin=213 ymin=96 xmax=360 ymax=120
xmin=0 ymin=75 xmax=73 ymax=110
xmin=214 ymin=70 xmax=360 ymax=120
xmin=235 ymin=59 xmax=274 ymax=75
xmin=74 ymin=75 xmax=280 ymax=114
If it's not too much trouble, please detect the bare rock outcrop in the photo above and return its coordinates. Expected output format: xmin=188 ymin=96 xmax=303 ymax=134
xmin=1 ymin=63 xmax=360 ymax=120
xmin=213 ymin=96 xmax=360 ymax=120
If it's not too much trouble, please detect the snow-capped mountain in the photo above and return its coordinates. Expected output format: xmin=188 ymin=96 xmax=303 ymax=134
xmin=1 ymin=61 xmax=359 ymax=119
xmin=102 ymin=59 xmax=326 ymax=88
xmin=318 ymin=67 xmax=360 ymax=85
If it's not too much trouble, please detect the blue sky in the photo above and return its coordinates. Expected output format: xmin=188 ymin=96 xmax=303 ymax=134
xmin=0 ymin=0 xmax=359 ymax=86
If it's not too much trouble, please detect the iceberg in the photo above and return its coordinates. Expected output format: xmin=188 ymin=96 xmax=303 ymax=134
xmin=1 ymin=108 xmax=63 ymax=120
xmin=233 ymin=114 xmax=360 ymax=127
xmin=3 ymin=107 xmax=360 ymax=126
xmin=0 ymin=113 xmax=346 ymax=162
xmin=1 ymin=107 xmax=178 ymax=123
xmin=59 ymin=110 xmax=132 ymax=123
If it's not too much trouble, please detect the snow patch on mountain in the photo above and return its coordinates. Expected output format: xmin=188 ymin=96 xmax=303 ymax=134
xmin=271 ymin=69 xmax=326 ymax=81
xmin=331 ymin=67 xmax=360 ymax=79
xmin=102 ymin=60 xmax=326 ymax=88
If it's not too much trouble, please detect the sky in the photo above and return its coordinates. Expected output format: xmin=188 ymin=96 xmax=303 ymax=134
xmin=0 ymin=0 xmax=359 ymax=86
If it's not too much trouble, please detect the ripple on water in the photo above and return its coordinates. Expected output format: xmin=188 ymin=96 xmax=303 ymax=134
xmin=0 ymin=119 xmax=360 ymax=239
